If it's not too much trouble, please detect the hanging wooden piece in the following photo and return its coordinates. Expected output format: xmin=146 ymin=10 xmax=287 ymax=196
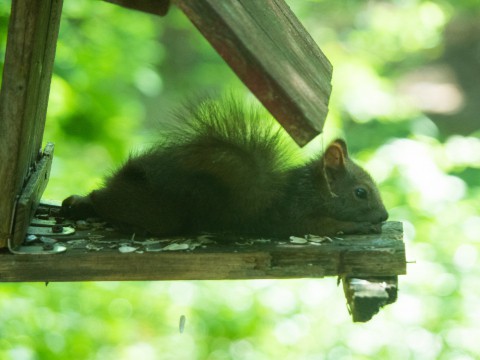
xmin=342 ymin=276 xmax=399 ymax=322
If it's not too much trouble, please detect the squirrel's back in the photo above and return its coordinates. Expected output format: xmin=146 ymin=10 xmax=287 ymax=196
xmin=94 ymin=98 xmax=300 ymax=235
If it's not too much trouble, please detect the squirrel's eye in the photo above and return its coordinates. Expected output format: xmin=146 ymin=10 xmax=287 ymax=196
xmin=354 ymin=187 xmax=368 ymax=199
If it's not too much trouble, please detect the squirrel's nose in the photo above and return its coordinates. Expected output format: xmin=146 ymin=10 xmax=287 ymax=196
xmin=378 ymin=210 xmax=388 ymax=223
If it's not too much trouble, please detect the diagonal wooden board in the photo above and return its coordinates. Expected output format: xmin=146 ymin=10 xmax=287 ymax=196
xmin=175 ymin=0 xmax=332 ymax=146
xmin=105 ymin=0 xmax=333 ymax=146
xmin=343 ymin=276 xmax=399 ymax=322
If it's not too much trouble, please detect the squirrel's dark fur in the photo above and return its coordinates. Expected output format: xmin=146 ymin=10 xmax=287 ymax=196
xmin=62 ymin=98 xmax=388 ymax=237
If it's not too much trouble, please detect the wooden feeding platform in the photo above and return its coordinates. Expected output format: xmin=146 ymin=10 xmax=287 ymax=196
xmin=1 ymin=197 xmax=406 ymax=322
xmin=0 ymin=0 xmax=407 ymax=322
xmin=2 ymin=205 xmax=405 ymax=282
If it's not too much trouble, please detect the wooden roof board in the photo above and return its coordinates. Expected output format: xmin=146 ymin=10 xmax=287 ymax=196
xmin=174 ymin=0 xmax=332 ymax=146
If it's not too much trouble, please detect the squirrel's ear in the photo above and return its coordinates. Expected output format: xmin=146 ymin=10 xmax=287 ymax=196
xmin=324 ymin=139 xmax=348 ymax=170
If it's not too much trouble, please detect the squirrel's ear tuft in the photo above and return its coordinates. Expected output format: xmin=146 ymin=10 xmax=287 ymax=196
xmin=324 ymin=139 xmax=348 ymax=170
xmin=332 ymin=139 xmax=349 ymax=157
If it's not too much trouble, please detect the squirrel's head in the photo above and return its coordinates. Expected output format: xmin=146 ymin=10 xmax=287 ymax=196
xmin=322 ymin=139 xmax=388 ymax=224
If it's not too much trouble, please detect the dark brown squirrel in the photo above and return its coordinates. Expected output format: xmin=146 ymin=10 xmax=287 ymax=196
xmin=61 ymin=98 xmax=388 ymax=238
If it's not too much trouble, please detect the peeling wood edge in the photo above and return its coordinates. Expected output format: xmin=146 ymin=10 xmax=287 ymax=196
xmin=11 ymin=143 xmax=55 ymax=249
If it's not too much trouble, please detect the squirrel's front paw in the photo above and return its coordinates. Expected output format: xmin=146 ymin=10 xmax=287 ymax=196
xmin=61 ymin=195 xmax=96 ymax=219
xmin=367 ymin=222 xmax=383 ymax=234
xmin=351 ymin=221 xmax=383 ymax=234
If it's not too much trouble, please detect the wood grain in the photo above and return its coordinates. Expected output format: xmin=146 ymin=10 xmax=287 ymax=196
xmin=342 ymin=276 xmax=399 ymax=322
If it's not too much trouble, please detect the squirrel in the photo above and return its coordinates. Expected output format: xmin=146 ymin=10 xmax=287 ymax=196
xmin=61 ymin=97 xmax=388 ymax=238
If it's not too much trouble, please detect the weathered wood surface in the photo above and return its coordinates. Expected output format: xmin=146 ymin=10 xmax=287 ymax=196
xmin=11 ymin=144 xmax=55 ymax=249
xmin=0 ymin=0 xmax=63 ymax=248
xmin=103 ymin=0 xmax=170 ymax=16
xmin=174 ymin=0 xmax=332 ymax=146
xmin=342 ymin=276 xmax=398 ymax=322
xmin=0 ymin=221 xmax=405 ymax=282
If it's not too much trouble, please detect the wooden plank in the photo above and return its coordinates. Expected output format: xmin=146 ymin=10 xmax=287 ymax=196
xmin=0 ymin=0 xmax=63 ymax=248
xmin=174 ymin=0 xmax=332 ymax=146
xmin=103 ymin=0 xmax=170 ymax=16
xmin=0 ymin=221 xmax=405 ymax=282
xmin=11 ymin=143 xmax=55 ymax=249
xmin=342 ymin=276 xmax=399 ymax=322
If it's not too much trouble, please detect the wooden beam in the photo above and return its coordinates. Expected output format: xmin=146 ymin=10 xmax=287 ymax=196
xmin=174 ymin=0 xmax=332 ymax=146
xmin=0 ymin=0 xmax=63 ymax=248
xmin=0 ymin=221 xmax=405 ymax=282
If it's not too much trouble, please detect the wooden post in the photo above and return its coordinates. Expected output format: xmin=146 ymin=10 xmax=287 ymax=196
xmin=0 ymin=0 xmax=63 ymax=248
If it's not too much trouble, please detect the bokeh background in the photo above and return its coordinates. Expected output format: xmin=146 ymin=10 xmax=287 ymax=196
xmin=1 ymin=1 xmax=480 ymax=359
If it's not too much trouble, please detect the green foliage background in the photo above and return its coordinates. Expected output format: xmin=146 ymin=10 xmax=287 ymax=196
xmin=1 ymin=1 xmax=480 ymax=359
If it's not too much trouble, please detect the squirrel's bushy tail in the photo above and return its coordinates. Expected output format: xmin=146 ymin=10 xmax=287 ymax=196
xmin=92 ymin=96 xmax=302 ymax=235
xmin=161 ymin=96 xmax=299 ymax=170
xmin=149 ymin=97 xmax=301 ymax=223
